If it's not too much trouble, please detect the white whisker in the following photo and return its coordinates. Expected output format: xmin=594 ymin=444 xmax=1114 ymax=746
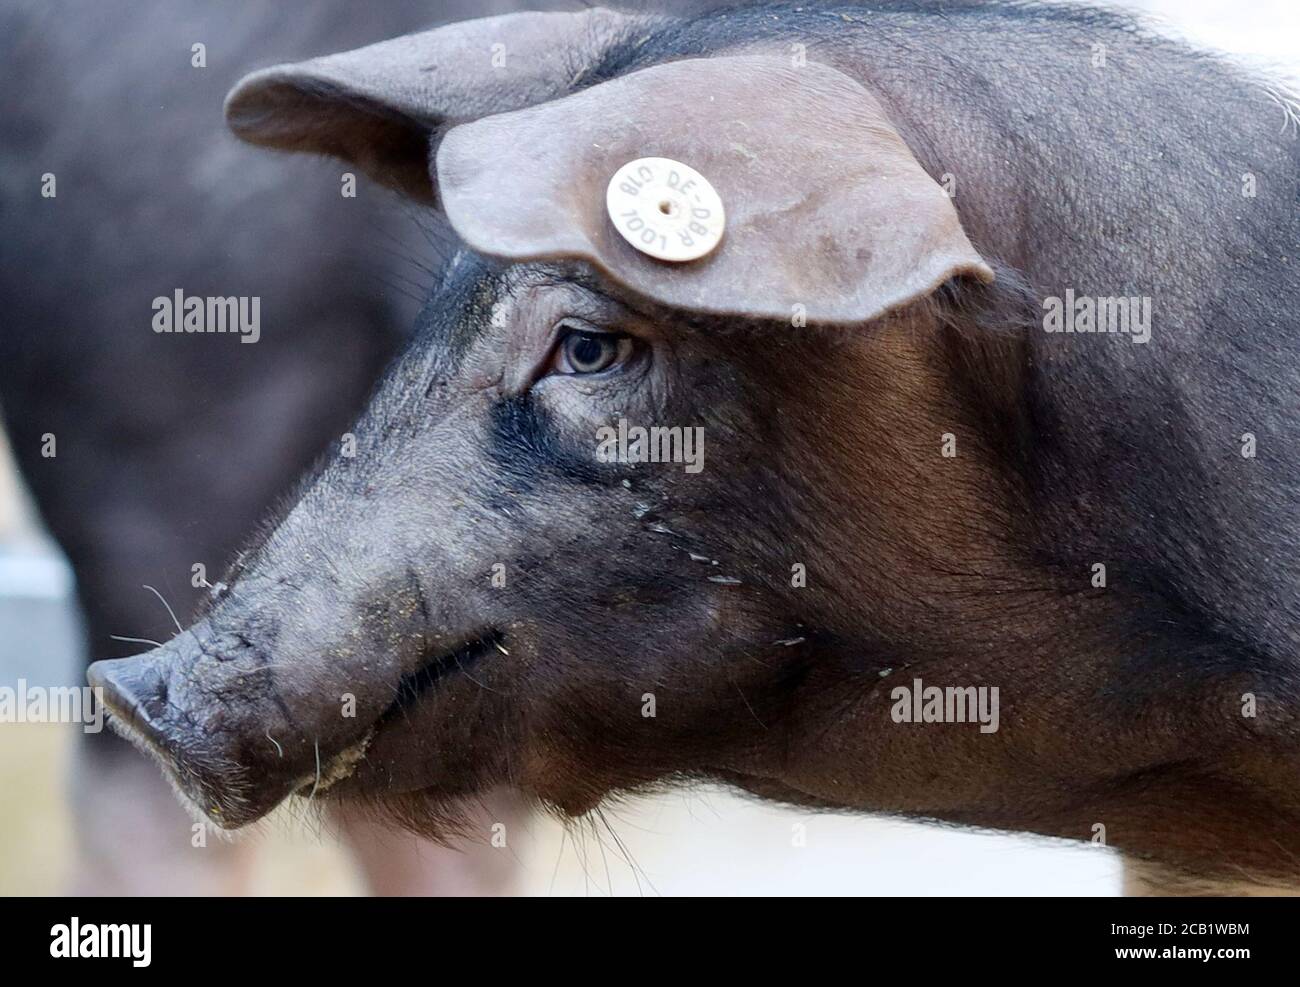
xmin=143 ymin=583 xmax=184 ymax=635
xmin=109 ymin=634 xmax=164 ymax=649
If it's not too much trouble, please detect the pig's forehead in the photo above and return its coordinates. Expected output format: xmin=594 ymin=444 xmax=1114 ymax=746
xmin=415 ymin=253 xmax=582 ymax=363
xmin=435 ymin=251 xmax=577 ymax=298
xmin=419 ymin=251 xmax=793 ymax=361
xmin=432 ymin=252 xmax=649 ymax=323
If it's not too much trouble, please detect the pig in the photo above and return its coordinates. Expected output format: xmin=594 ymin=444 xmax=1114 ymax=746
xmin=0 ymin=0 xmax=528 ymax=894
xmin=87 ymin=1 xmax=1300 ymax=894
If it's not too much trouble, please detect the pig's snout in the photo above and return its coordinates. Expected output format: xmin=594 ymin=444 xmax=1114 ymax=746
xmin=87 ymin=654 xmax=173 ymax=756
xmin=87 ymin=620 xmax=381 ymax=829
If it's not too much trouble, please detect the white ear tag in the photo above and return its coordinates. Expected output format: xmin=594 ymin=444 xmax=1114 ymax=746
xmin=606 ymin=157 xmax=725 ymax=262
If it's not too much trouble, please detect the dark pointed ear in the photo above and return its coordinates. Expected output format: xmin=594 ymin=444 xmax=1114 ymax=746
xmin=223 ymin=9 xmax=650 ymax=203
xmin=436 ymin=55 xmax=993 ymax=326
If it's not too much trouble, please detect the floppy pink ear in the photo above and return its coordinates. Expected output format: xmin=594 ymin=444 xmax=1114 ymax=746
xmin=435 ymin=55 xmax=993 ymax=326
xmin=223 ymin=9 xmax=652 ymax=202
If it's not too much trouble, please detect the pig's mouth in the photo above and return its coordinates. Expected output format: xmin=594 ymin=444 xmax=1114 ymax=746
xmin=90 ymin=625 xmax=507 ymax=829
xmin=291 ymin=628 xmax=505 ymax=799
xmin=379 ymin=629 xmax=504 ymax=726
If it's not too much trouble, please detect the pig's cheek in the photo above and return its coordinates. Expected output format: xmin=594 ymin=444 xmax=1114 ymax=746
xmin=328 ymin=682 xmax=511 ymax=797
xmin=532 ymin=382 xmax=611 ymax=438
xmin=540 ymin=363 xmax=663 ymax=429
xmin=645 ymin=369 xmax=673 ymax=421
xmin=329 ymin=707 xmax=441 ymax=795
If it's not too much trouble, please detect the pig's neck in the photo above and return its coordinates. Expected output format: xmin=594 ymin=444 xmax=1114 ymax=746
xmin=1125 ymin=860 xmax=1300 ymax=897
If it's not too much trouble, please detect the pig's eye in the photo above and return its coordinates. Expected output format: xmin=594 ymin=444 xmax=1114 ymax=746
xmin=551 ymin=324 xmax=634 ymax=376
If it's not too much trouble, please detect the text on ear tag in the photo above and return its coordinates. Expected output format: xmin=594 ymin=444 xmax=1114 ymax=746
xmin=606 ymin=157 xmax=725 ymax=262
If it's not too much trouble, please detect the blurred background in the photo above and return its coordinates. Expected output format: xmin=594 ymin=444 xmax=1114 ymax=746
xmin=1 ymin=0 xmax=1296 ymax=896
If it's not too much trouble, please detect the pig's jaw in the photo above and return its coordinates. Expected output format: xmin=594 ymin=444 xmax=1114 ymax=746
xmin=90 ymin=625 xmax=507 ymax=830
xmin=98 ymin=682 xmax=372 ymax=830
xmin=292 ymin=729 xmax=375 ymax=800
xmin=301 ymin=630 xmax=505 ymax=801
xmin=95 ymin=683 xmax=263 ymax=831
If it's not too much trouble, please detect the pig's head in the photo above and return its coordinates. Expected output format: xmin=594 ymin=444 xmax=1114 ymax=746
xmin=90 ymin=9 xmax=1047 ymax=837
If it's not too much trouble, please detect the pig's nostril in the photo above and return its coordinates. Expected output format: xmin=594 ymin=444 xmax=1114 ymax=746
xmin=87 ymin=657 xmax=172 ymax=754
